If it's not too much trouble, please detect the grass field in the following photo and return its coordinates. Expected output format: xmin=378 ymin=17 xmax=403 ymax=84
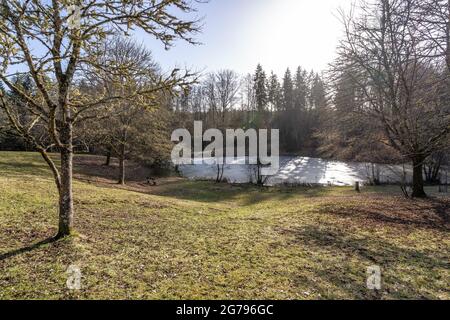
xmin=0 ymin=152 xmax=448 ymax=300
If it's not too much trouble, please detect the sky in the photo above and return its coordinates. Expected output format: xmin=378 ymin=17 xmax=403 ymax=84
xmin=135 ymin=0 xmax=354 ymax=76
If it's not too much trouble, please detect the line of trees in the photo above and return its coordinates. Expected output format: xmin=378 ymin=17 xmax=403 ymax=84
xmin=169 ymin=0 xmax=450 ymax=198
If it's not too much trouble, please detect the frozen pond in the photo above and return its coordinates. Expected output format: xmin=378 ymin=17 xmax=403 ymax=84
xmin=179 ymin=157 xmax=414 ymax=186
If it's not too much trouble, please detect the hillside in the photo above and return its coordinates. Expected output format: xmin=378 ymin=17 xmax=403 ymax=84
xmin=0 ymin=152 xmax=448 ymax=299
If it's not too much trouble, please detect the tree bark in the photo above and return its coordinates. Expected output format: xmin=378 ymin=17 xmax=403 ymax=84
xmin=412 ymin=157 xmax=427 ymax=198
xmin=56 ymin=125 xmax=74 ymax=238
xmin=104 ymin=147 xmax=112 ymax=166
xmin=446 ymin=0 xmax=450 ymax=72
xmin=118 ymin=156 xmax=125 ymax=185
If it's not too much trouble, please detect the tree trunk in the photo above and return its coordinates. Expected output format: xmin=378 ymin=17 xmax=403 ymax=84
xmin=104 ymin=147 xmax=112 ymax=166
xmin=118 ymin=158 xmax=125 ymax=185
xmin=118 ymin=144 xmax=125 ymax=185
xmin=355 ymin=181 xmax=361 ymax=193
xmin=56 ymin=126 xmax=74 ymax=238
xmin=412 ymin=157 xmax=427 ymax=198
xmin=446 ymin=0 xmax=450 ymax=72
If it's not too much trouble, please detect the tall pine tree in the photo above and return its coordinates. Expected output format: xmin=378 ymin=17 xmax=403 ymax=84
xmin=253 ymin=64 xmax=268 ymax=113
xmin=282 ymin=69 xmax=294 ymax=111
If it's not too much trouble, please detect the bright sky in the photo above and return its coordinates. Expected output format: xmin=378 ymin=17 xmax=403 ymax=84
xmin=135 ymin=0 xmax=354 ymax=76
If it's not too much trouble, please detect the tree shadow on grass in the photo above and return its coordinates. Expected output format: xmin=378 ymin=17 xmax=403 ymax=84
xmin=318 ymin=198 xmax=449 ymax=232
xmin=73 ymin=155 xmax=152 ymax=184
xmin=279 ymin=225 xmax=447 ymax=299
xmin=284 ymin=225 xmax=447 ymax=267
xmin=0 ymin=161 xmax=55 ymax=179
xmin=142 ymin=180 xmax=339 ymax=205
xmin=430 ymin=198 xmax=450 ymax=224
xmin=0 ymin=236 xmax=59 ymax=262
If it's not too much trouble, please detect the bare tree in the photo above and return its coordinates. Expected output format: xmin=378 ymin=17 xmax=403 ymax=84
xmin=413 ymin=0 xmax=450 ymax=71
xmin=83 ymin=37 xmax=165 ymax=185
xmin=202 ymin=70 xmax=240 ymax=127
xmin=202 ymin=70 xmax=240 ymax=182
xmin=215 ymin=70 xmax=240 ymax=127
xmin=203 ymin=73 xmax=218 ymax=126
xmin=336 ymin=0 xmax=450 ymax=198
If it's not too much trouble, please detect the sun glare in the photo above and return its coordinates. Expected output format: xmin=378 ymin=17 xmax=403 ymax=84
xmin=242 ymin=0 xmax=351 ymax=74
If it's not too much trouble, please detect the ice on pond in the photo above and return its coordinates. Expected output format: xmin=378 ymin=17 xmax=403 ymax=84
xmin=179 ymin=156 xmax=413 ymax=186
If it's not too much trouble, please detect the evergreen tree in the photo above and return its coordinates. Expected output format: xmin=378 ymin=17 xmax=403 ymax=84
xmin=294 ymin=67 xmax=307 ymax=111
xmin=310 ymin=73 xmax=327 ymax=110
xmin=282 ymin=69 xmax=294 ymax=111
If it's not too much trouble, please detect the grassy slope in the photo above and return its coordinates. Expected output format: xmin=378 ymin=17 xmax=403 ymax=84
xmin=0 ymin=151 xmax=448 ymax=300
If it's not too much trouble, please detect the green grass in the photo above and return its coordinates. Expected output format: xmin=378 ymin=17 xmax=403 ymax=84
xmin=0 ymin=151 xmax=448 ymax=300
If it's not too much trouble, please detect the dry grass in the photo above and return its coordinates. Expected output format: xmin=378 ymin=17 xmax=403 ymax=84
xmin=0 ymin=152 xmax=448 ymax=300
